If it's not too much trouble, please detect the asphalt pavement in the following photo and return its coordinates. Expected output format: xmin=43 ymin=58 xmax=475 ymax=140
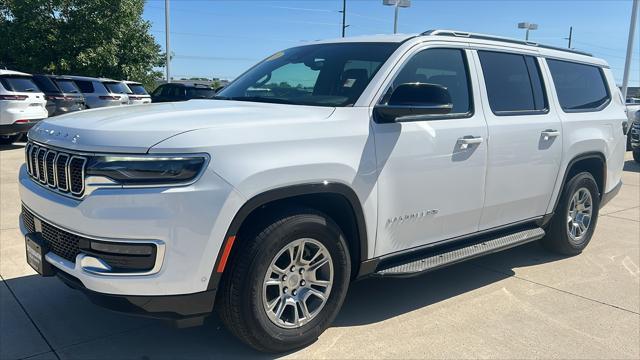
xmin=1 ymin=143 xmax=638 ymax=359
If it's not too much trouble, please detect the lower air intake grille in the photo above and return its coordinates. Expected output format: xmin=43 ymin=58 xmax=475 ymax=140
xmin=22 ymin=206 xmax=82 ymax=263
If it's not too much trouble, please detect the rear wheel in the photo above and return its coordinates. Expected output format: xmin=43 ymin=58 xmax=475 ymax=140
xmin=217 ymin=210 xmax=351 ymax=353
xmin=0 ymin=134 xmax=21 ymax=145
xmin=541 ymin=172 xmax=600 ymax=255
xmin=633 ymin=149 xmax=640 ymax=163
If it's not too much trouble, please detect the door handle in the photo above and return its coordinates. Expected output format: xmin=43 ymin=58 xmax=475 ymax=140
xmin=541 ymin=129 xmax=560 ymax=140
xmin=457 ymin=136 xmax=483 ymax=149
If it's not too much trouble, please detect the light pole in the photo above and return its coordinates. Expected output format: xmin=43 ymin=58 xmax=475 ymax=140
xmin=383 ymin=0 xmax=411 ymax=34
xmin=339 ymin=0 xmax=349 ymax=37
xmin=622 ymin=0 xmax=638 ymax=100
xmin=518 ymin=22 xmax=538 ymax=41
xmin=165 ymin=0 xmax=171 ymax=83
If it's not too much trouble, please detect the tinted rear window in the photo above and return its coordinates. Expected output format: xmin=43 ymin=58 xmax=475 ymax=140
xmin=55 ymin=79 xmax=81 ymax=93
xmin=546 ymin=59 xmax=610 ymax=111
xmin=32 ymin=76 xmax=60 ymax=93
xmin=75 ymin=80 xmax=94 ymax=93
xmin=479 ymin=51 xmax=548 ymax=114
xmin=186 ymin=87 xmax=216 ymax=99
xmin=128 ymin=84 xmax=148 ymax=95
xmin=103 ymin=82 xmax=129 ymax=94
xmin=0 ymin=76 xmax=40 ymax=93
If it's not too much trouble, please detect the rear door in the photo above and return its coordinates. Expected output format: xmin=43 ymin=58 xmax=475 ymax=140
xmin=473 ymin=49 xmax=562 ymax=230
xmin=373 ymin=46 xmax=489 ymax=255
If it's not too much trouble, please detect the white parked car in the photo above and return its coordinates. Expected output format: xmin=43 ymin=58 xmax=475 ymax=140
xmin=0 ymin=70 xmax=48 ymax=145
xmin=122 ymin=80 xmax=151 ymax=105
xmin=20 ymin=30 xmax=626 ymax=352
xmin=64 ymin=76 xmax=130 ymax=109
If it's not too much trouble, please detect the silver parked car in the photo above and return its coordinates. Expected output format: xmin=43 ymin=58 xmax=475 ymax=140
xmin=122 ymin=80 xmax=151 ymax=105
xmin=65 ymin=76 xmax=130 ymax=109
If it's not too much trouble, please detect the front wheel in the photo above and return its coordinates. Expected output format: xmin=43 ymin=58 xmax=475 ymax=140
xmin=633 ymin=149 xmax=640 ymax=163
xmin=217 ymin=210 xmax=351 ymax=353
xmin=541 ymin=172 xmax=600 ymax=255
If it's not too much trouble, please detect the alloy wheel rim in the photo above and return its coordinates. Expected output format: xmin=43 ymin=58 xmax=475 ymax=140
xmin=262 ymin=238 xmax=333 ymax=329
xmin=567 ymin=187 xmax=593 ymax=243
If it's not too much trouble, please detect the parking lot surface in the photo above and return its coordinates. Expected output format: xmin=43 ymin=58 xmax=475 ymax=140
xmin=1 ymin=143 xmax=638 ymax=359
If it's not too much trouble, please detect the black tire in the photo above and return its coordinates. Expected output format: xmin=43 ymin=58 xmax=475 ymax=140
xmin=217 ymin=209 xmax=351 ymax=353
xmin=541 ymin=172 xmax=600 ymax=255
xmin=634 ymin=150 xmax=640 ymax=163
xmin=0 ymin=134 xmax=21 ymax=145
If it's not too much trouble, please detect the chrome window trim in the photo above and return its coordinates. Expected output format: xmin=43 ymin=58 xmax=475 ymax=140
xmin=23 ymin=203 xmax=165 ymax=277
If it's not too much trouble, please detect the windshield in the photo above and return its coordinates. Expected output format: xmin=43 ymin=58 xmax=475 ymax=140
xmin=128 ymin=84 xmax=149 ymax=95
xmin=103 ymin=81 xmax=128 ymax=94
xmin=54 ymin=79 xmax=80 ymax=93
xmin=217 ymin=42 xmax=399 ymax=107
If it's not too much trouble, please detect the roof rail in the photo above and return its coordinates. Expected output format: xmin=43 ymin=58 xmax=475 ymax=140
xmin=421 ymin=29 xmax=592 ymax=57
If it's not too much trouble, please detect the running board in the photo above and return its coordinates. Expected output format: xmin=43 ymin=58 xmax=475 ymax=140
xmin=374 ymin=227 xmax=545 ymax=277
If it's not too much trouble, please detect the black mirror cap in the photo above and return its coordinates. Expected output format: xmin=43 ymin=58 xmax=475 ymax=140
xmin=388 ymin=82 xmax=452 ymax=106
xmin=374 ymin=83 xmax=454 ymax=123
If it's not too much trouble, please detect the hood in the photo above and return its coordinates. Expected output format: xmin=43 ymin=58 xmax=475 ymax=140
xmin=28 ymin=100 xmax=335 ymax=153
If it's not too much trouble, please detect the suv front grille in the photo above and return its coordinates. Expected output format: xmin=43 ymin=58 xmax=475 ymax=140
xmin=25 ymin=142 xmax=87 ymax=197
xmin=22 ymin=206 xmax=82 ymax=263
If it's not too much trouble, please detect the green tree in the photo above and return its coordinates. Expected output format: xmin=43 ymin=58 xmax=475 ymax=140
xmin=0 ymin=0 xmax=163 ymax=89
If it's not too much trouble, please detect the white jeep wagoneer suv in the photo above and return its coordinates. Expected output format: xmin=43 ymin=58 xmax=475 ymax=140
xmin=20 ymin=30 xmax=626 ymax=352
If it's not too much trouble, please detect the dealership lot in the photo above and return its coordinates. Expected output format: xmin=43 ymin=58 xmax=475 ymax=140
xmin=1 ymin=144 xmax=638 ymax=359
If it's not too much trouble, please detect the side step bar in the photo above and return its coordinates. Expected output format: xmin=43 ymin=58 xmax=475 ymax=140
xmin=374 ymin=226 xmax=545 ymax=277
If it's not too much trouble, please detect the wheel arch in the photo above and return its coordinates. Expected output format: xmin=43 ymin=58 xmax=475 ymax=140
xmin=550 ymin=152 xmax=606 ymax=214
xmin=207 ymin=182 xmax=369 ymax=290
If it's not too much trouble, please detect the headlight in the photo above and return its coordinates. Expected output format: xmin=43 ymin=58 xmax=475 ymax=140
xmin=85 ymin=156 xmax=206 ymax=185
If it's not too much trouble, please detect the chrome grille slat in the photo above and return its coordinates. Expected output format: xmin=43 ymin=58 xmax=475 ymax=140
xmin=37 ymin=148 xmax=47 ymax=183
xmin=25 ymin=142 xmax=87 ymax=198
xmin=45 ymin=150 xmax=57 ymax=187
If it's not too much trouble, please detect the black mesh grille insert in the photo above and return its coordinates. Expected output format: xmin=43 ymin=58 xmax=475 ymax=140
xmin=37 ymin=149 xmax=46 ymax=182
xmin=45 ymin=151 xmax=56 ymax=186
xmin=22 ymin=206 xmax=80 ymax=263
xmin=56 ymin=154 xmax=69 ymax=191
xmin=69 ymin=157 xmax=85 ymax=194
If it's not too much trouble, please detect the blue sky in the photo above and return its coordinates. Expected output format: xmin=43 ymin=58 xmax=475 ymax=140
xmin=143 ymin=0 xmax=639 ymax=86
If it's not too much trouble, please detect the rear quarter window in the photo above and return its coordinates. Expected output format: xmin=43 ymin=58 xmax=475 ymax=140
xmin=546 ymin=59 xmax=610 ymax=112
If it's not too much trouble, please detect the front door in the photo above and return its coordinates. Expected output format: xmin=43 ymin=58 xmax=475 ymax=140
xmin=373 ymin=47 xmax=488 ymax=256
xmin=473 ymin=50 xmax=563 ymax=230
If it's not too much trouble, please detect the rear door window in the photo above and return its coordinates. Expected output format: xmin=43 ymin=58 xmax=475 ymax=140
xmin=478 ymin=51 xmax=548 ymax=115
xmin=0 ymin=76 xmax=40 ymax=93
xmin=546 ymin=59 xmax=610 ymax=112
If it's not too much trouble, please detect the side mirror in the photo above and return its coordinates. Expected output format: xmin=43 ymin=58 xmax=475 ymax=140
xmin=374 ymin=83 xmax=453 ymax=123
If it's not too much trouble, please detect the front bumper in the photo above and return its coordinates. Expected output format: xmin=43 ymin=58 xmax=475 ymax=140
xmin=56 ymin=270 xmax=216 ymax=320
xmin=19 ymin=164 xmax=246 ymax=297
